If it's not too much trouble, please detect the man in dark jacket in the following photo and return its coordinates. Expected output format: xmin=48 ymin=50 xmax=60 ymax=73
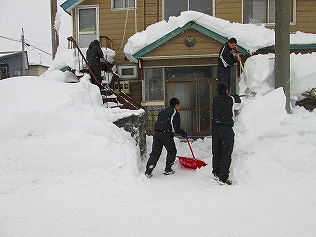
xmin=145 ymin=98 xmax=187 ymax=178
xmin=212 ymin=82 xmax=241 ymax=185
xmin=86 ymin=40 xmax=105 ymax=89
xmin=217 ymin=37 xmax=241 ymax=90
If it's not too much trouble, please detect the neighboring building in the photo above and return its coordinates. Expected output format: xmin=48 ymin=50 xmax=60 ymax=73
xmin=0 ymin=52 xmax=29 ymax=79
xmin=60 ymin=0 xmax=316 ymax=137
xmin=27 ymin=64 xmax=49 ymax=76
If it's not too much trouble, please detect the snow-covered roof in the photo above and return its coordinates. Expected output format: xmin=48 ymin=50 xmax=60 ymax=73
xmin=124 ymin=11 xmax=316 ymax=63
xmin=0 ymin=51 xmax=24 ymax=59
xmin=60 ymin=0 xmax=85 ymax=14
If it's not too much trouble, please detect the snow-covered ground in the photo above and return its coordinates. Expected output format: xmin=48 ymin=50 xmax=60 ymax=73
xmin=1 ymin=10 xmax=316 ymax=236
xmin=1 ymin=50 xmax=316 ymax=236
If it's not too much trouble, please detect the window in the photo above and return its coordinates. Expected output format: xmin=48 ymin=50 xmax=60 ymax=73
xmin=164 ymin=0 xmax=214 ymax=20
xmin=14 ymin=70 xmax=21 ymax=77
xmin=77 ymin=6 xmax=98 ymax=48
xmin=243 ymin=0 xmax=295 ymax=24
xmin=118 ymin=65 xmax=137 ymax=79
xmin=0 ymin=64 xmax=9 ymax=79
xmin=113 ymin=0 xmax=136 ymax=9
xmin=144 ymin=68 xmax=164 ymax=101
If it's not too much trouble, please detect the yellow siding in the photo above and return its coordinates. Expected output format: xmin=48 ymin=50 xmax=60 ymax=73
xmin=70 ymin=0 xmax=316 ymax=65
xmin=215 ymin=0 xmax=242 ymax=23
xmin=144 ymin=30 xmax=223 ymax=58
xmin=292 ymin=0 xmax=316 ymax=33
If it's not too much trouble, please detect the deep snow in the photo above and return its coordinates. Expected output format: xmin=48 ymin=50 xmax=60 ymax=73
xmin=1 ymin=11 xmax=316 ymax=237
xmin=1 ymin=56 xmax=316 ymax=236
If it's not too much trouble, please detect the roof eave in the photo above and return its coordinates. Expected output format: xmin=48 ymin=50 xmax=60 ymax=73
xmin=259 ymin=44 xmax=316 ymax=51
xmin=60 ymin=0 xmax=85 ymax=14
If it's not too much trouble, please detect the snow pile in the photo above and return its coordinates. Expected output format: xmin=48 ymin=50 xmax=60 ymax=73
xmin=239 ymin=53 xmax=276 ymax=96
xmin=239 ymin=52 xmax=316 ymax=100
xmin=1 ymin=66 xmax=316 ymax=235
xmin=43 ymin=45 xmax=116 ymax=81
xmin=234 ymin=87 xmax=287 ymax=143
xmin=290 ymin=52 xmax=316 ymax=99
xmin=0 ymin=75 xmax=143 ymax=195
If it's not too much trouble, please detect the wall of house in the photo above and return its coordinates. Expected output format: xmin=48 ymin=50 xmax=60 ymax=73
xmin=70 ymin=0 xmax=316 ymax=65
xmin=0 ymin=54 xmax=24 ymax=78
xmin=27 ymin=65 xmax=48 ymax=76
xmin=73 ymin=0 xmax=147 ymax=65
xmin=214 ymin=0 xmax=316 ymax=34
xmin=291 ymin=0 xmax=316 ymax=34
xmin=144 ymin=29 xmax=223 ymax=59
xmin=215 ymin=0 xmax=242 ymax=23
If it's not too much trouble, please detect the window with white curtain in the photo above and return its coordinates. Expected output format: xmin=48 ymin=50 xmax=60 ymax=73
xmin=164 ymin=0 xmax=214 ymax=20
xmin=243 ymin=0 xmax=295 ymax=24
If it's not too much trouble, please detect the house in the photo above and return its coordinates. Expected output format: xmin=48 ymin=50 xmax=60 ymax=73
xmin=0 ymin=52 xmax=29 ymax=79
xmin=27 ymin=64 xmax=49 ymax=77
xmin=60 ymin=0 xmax=316 ymax=137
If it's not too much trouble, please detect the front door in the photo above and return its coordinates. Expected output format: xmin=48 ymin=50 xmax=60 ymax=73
xmin=77 ymin=6 xmax=98 ymax=48
xmin=165 ymin=66 xmax=218 ymax=137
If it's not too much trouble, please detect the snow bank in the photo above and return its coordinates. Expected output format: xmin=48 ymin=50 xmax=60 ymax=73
xmin=234 ymin=87 xmax=287 ymax=143
xmin=0 ymin=76 xmax=142 ymax=195
xmin=239 ymin=52 xmax=316 ymax=101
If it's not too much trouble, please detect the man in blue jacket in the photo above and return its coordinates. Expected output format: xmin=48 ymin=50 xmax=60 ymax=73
xmin=145 ymin=98 xmax=186 ymax=178
xmin=217 ymin=38 xmax=241 ymax=90
xmin=212 ymin=82 xmax=241 ymax=185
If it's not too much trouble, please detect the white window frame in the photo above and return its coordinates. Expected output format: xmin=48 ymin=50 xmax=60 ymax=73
xmin=242 ymin=0 xmax=296 ymax=25
xmin=76 ymin=5 xmax=99 ymax=48
xmin=112 ymin=0 xmax=136 ymax=10
xmin=118 ymin=65 xmax=137 ymax=79
xmin=142 ymin=67 xmax=164 ymax=102
xmin=163 ymin=0 xmax=215 ymax=20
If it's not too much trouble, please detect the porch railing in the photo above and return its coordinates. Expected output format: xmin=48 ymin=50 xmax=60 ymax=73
xmin=66 ymin=36 xmax=142 ymax=110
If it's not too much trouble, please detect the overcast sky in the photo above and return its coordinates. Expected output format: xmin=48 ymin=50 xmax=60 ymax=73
xmin=0 ymin=0 xmax=71 ymax=66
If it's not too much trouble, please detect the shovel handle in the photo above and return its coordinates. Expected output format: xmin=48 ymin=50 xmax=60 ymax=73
xmin=186 ymin=137 xmax=196 ymax=160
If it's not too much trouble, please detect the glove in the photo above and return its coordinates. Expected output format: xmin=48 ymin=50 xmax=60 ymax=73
xmin=181 ymin=133 xmax=187 ymax=138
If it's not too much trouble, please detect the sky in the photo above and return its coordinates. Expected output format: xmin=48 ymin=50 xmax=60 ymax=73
xmin=0 ymin=46 xmax=316 ymax=236
xmin=0 ymin=0 xmax=71 ymax=66
xmin=0 ymin=10 xmax=316 ymax=236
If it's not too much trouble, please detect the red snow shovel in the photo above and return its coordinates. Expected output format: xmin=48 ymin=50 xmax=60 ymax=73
xmin=177 ymin=137 xmax=207 ymax=169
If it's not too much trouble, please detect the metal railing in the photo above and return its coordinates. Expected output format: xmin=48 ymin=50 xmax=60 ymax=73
xmin=67 ymin=36 xmax=142 ymax=110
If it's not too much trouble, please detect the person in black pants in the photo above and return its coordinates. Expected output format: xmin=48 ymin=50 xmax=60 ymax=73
xmin=145 ymin=98 xmax=187 ymax=178
xmin=86 ymin=39 xmax=105 ymax=90
xmin=217 ymin=37 xmax=241 ymax=90
xmin=212 ymin=82 xmax=241 ymax=185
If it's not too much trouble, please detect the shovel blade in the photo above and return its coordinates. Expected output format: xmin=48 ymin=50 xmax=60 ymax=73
xmin=177 ymin=156 xmax=207 ymax=169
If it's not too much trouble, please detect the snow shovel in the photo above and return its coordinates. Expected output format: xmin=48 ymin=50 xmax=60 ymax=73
xmin=177 ymin=137 xmax=207 ymax=169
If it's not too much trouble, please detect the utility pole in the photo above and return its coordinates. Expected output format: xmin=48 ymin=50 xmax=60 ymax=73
xmin=21 ymin=28 xmax=26 ymax=76
xmin=51 ymin=0 xmax=59 ymax=59
xmin=275 ymin=0 xmax=291 ymax=113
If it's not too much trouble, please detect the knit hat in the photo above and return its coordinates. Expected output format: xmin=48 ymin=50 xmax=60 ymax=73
xmin=93 ymin=40 xmax=100 ymax=46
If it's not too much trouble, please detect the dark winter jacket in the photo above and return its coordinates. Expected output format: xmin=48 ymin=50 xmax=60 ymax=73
xmin=212 ymin=94 xmax=241 ymax=127
xmin=154 ymin=106 xmax=185 ymax=135
xmin=218 ymin=43 xmax=238 ymax=68
xmin=86 ymin=41 xmax=104 ymax=67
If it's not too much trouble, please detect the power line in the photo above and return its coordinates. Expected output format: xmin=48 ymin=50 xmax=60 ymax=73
xmin=0 ymin=35 xmax=52 ymax=56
